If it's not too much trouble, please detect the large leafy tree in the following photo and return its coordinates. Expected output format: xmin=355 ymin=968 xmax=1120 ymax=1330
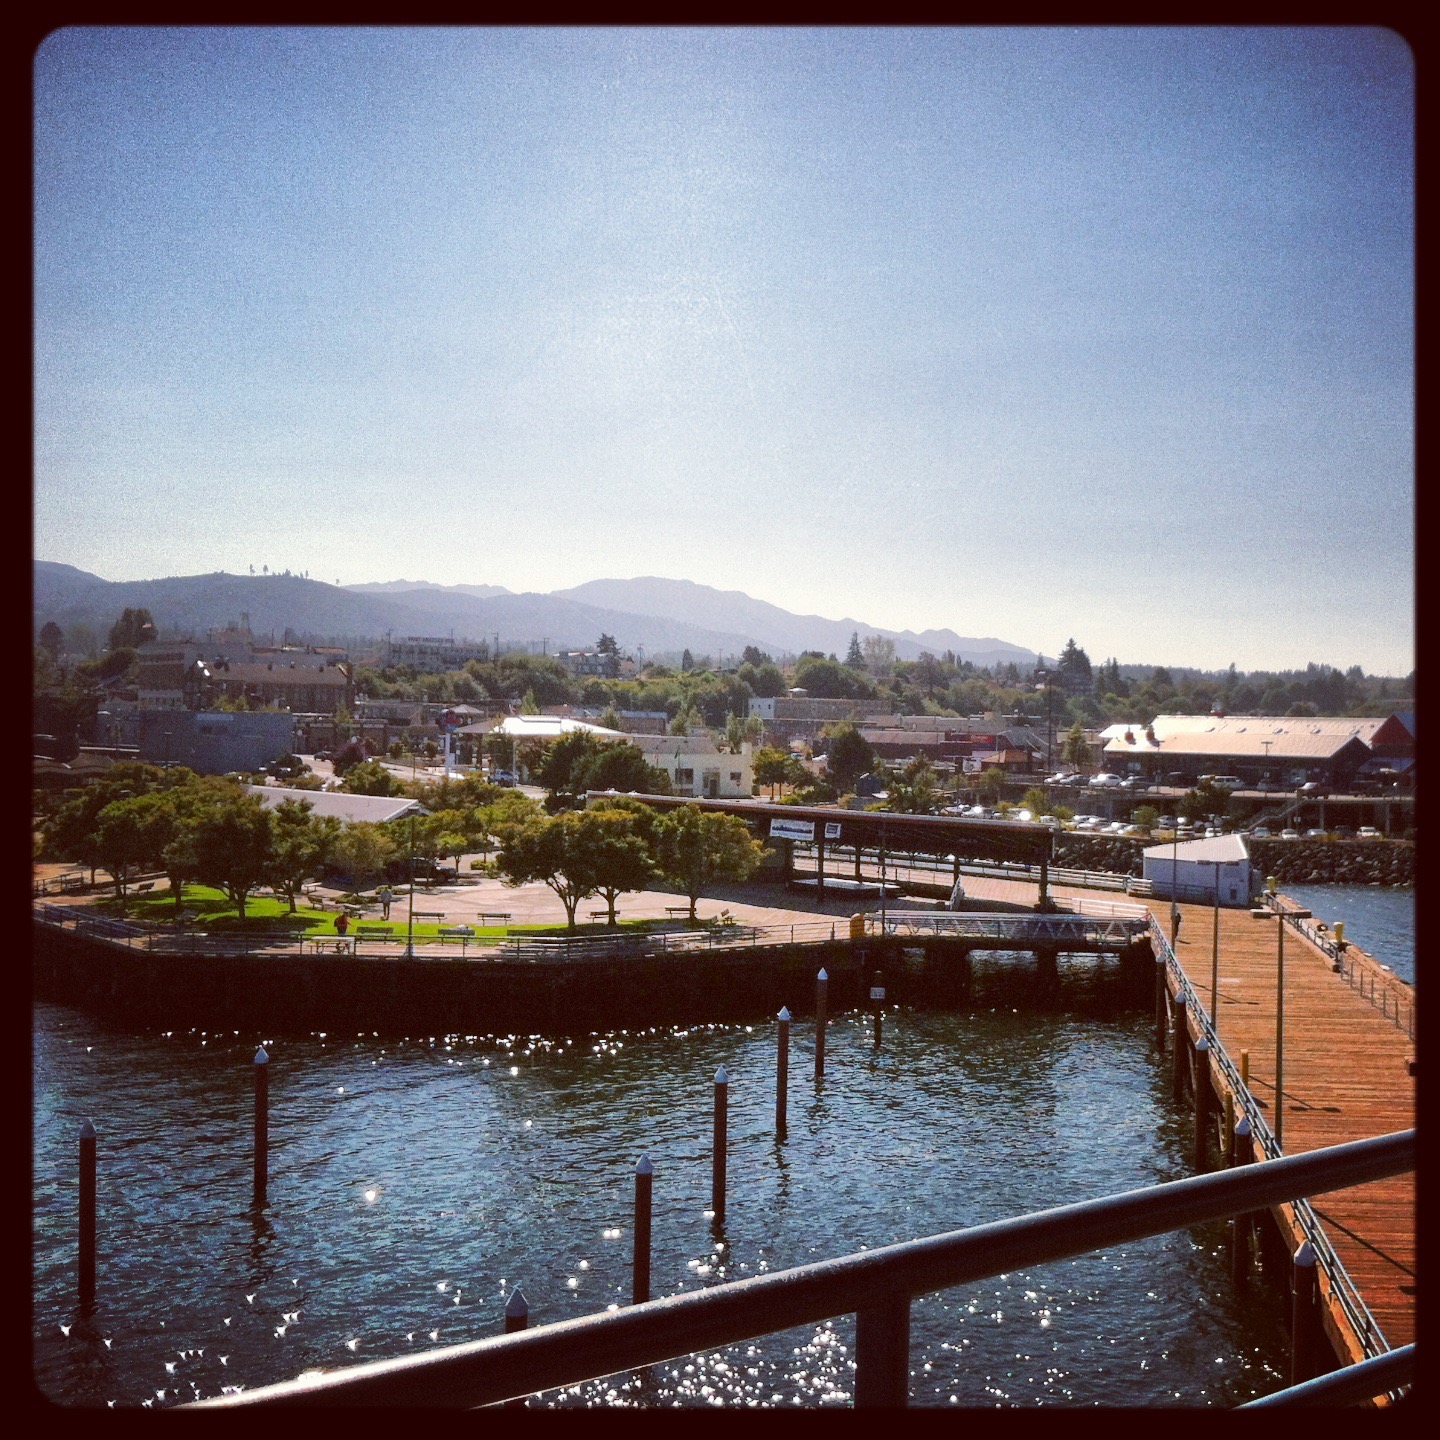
xmin=93 ymin=794 xmax=171 ymax=899
xmin=266 ymin=798 xmax=339 ymax=912
xmin=106 ymin=607 xmax=156 ymax=651
xmin=824 ymin=723 xmax=876 ymax=794
xmin=654 ymin=805 xmax=766 ymax=922
xmin=753 ymin=745 xmax=791 ymax=799
xmin=1055 ymin=638 xmax=1093 ymax=695
xmin=189 ymin=792 xmax=275 ymax=919
xmin=887 ymin=757 xmax=943 ymax=815
xmin=494 ymin=811 xmax=602 ymax=929
xmin=341 ymin=759 xmax=405 ymax=796
xmin=330 ymin=821 xmax=398 ymax=886
xmin=581 ymin=807 xmax=659 ymax=925
xmin=1061 ymin=720 xmax=1091 ymax=771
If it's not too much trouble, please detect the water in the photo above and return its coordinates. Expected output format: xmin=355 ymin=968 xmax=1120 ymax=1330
xmin=33 ymin=978 xmax=1291 ymax=1409
xmin=1278 ymin=884 xmax=1415 ymax=984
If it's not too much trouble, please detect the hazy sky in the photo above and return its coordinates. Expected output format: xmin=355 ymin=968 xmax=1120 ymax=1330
xmin=34 ymin=27 xmax=1414 ymax=674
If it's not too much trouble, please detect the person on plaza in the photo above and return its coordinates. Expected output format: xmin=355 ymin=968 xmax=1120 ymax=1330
xmin=378 ymin=885 xmax=393 ymax=920
xmin=335 ymin=912 xmax=350 ymax=937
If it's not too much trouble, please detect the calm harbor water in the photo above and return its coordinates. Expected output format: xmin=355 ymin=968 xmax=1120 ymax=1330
xmin=1277 ymin=884 xmax=1415 ymax=985
xmin=33 ymin=959 xmax=1294 ymax=1410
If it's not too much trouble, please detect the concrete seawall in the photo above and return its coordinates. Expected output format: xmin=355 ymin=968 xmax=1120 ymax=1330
xmin=33 ymin=923 xmax=1154 ymax=1036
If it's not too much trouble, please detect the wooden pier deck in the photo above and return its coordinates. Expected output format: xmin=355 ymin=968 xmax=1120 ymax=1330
xmin=1152 ymin=894 xmax=1415 ymax=1362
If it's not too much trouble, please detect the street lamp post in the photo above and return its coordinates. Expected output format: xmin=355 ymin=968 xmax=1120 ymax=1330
xmin=1250 ymin=885 xmax=1312 ymax=1151
xmin=405 ymin=811 xmax=417 ymax=957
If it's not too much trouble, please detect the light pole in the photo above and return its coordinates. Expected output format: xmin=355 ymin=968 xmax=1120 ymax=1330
xmin=1210 ymin=859 xmax=1221 ymax=1025
xmin=1250 ymin=883 xmax=1312 ymax=1151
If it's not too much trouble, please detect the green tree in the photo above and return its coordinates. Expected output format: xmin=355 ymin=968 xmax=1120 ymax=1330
xmin=1178 ymin=781 xmax=1231 ymax=825
xmin=266 ymin=798 xmax=338 ymax=912
xmin=341 ymin=759 xmax=405 ymax=796
xmin=190 ymin=792 xmax=275 ymax=919
xmin=94 ymin=794 xmax=169 ymax=899
xmin=824 ymin=723 xmax=875 ymax=793
xmin=845 ymin=631 xmax=864 ymax=667
xmin=655 ymin=805 xmax=766 ymax=922
xmin=330 ymin=821 xmax=398 ymax=886
xmin=1132 ymin=805 xmax=1160 ymax=833
xmin=976 ymin=766 xmax=1007 ymax=806
xmin=107 ymin=607 xmax=156 ymax=651
xmin=753 ymin=745 xmax=791 ymax=799
xmin=581 ymin=807 xmax=659 ymax=924
xmin=1021 ymin=786 xmax=1049 ymax=815
xmin=494 ymin=810 xmax=607 ymax=929
xmin=39 ymin=621 xmax=65 ymax=658
xmin=1056 ymin=638 xmax=1093 ymax=694
xmin=888 ymin=757 xmax=943 ymax=814
xmin=1061 ymin=721 xmax=1090 ymax=771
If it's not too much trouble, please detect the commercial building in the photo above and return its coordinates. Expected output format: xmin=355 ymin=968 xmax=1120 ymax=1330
xmin=1142 ymin=833 xmax=1254 ymax=906
xmin=138 ymin=708 xmax=296 ymax=775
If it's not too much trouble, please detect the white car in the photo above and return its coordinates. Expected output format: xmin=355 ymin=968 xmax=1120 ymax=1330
xmin=1357 ymin=826 xmax=1383 ymax=840
xmin=1279 ymin=828 xmax=1300 ymax=840
xmin=1089 ymin=772 xmax=1123 ymax=788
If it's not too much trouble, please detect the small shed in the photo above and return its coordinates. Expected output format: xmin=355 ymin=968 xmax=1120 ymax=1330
xmin=1143 ymin=833 xmax=1253 ymax=907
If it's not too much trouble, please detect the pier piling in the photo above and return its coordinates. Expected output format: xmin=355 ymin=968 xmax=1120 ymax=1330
xmin=1229 ymin=1117 xmax=1255 ymax=1286
xmin=504 ymin=1288 xmax=529 ymax=1406
xmin=253 ymin=1047 xmax=269 ymax=1209
xmin=814 ymin=969 xmax=828 ymax=1082
xmin=78 ymin=1119 xmax=96 ymax=1312
xmin=1192 ymin=1037 xmax=1211 ymax=1172
xmin=1290 ymin=1242 xmax=1323 ymax=1385
xmin=1170 ymin=994 xmax=1188 ymax=1106
xmin=711 ymin=1067 xmax=728 ymax=1223
xmin=775 ymin=1008 xmax=790 ymax=1138
xmin=632 ymin=1156 xmax=653 ymax=1305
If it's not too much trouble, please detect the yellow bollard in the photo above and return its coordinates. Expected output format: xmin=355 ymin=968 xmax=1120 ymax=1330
xmin=850 ymin=912 xmax=866 ymax=940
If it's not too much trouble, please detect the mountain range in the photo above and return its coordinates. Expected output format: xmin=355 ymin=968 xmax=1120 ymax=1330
xmin=34 ymin=563 xmax=1037 ymax=669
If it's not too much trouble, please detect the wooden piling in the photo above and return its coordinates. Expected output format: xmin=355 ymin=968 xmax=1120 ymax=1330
xmin=1171 ymin=994 xmax=1188 ymax=1105
xmin=78 ymin=1119 xmax=96 ymax=1312
xmin=1192 ymin=1037 xmax=1211 ymax=1173
xmin=632 ymin=1155 xmax=653 ymax=1305
xmin=504 ymin=1288 xmax=528 ymax=1406
xmin=1229 ymin=1117 xmax=1254 ymax=1286
xmin=814 ymin=969 xmax=828 ymax=1082
xmin=711 ymin=1066 xmax=728 ymax=1223
xmin=253 ymin=1047 xmax=269 ymax=1209
xmin=870 ymin=971 xmax=885 ymax=1049
xmin=1290 ymin=1241 xmax=1323 ymax=1385
xmin=1154 ymin=954 xmax=1168 ymax=1050
xmin=775 ymin=1008 xmax=790 ymax=1138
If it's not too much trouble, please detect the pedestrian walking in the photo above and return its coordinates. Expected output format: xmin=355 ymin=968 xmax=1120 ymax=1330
xmin=378 ymin=885 xmax=393 ymax=920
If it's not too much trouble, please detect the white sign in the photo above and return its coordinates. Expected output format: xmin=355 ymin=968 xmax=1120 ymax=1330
xmin=824 ymin=822 xmax=842 ymax=840
xmin=869 ymin=986 xmax=886 ymax=1001
xmin=769 ymin=818 xmax=816 ymax=842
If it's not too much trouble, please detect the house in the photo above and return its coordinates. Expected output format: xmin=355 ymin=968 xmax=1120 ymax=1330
xmin=1142 ymin=833 xmax=1254 ymax=906
xmin=619 ymin=735 xmax=754 ymax=799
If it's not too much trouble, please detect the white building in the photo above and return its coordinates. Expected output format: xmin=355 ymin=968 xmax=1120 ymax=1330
xmin=1142 ymin=833 xmax=1254 ymax=907
xmin=624 ymin=735 xmax=754 ymax=799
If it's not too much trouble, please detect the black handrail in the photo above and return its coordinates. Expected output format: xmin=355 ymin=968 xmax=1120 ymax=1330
xmin=190 ymin=1129 xmax=1413 ymax=1409
xmin=1238 ymin=1343 xmax=1414 ymax=1408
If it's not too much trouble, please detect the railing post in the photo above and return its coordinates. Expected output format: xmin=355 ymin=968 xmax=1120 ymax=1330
xmin=1229 ymin=1116 xmax=1255 ymax=1285
xmin=854 ymin=1295 xmax=910 ymax=1407
xmin=711 ymin=1067 xmax=728 ymax=1223
xmin=253 ymin=1046 xmax=269 ymax=1209
xmin=504 ymin=1288 xmax=528 ymax=1407
xmin=1290 ymin=1241 xmax=1322 ymax=1386
xmin=1170 ymin=993 xmax=1188 ymax=1105
xmin=775 ymin=1008 xmax=790 ymax=1138
xmin=1192 ymin=1037 xmax=1211 ymax=1173
xmin=632 ymin=1155 xmax=653 ymax=1305
xmin=78 ymin=1119 xmax=96 ymax=1313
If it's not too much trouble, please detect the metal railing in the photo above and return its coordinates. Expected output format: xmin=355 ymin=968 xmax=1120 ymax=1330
xmin=1279 ymin=906 xmax=1415 ymax=1041
xmin=190 ymin=1129 xmax=1413 ymax=1409
xmin=1238 ymin=1343 xmax=1414 ymax=1408
xmin=868 ymin=911 xmax=1149 ymax=948
xmin=1150 ymin=914 xmax=1397 ymax=1362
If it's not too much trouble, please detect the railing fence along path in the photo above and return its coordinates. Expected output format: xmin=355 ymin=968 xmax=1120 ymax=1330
xmin=189 ymin=1130 xmax=1413 ymax=1409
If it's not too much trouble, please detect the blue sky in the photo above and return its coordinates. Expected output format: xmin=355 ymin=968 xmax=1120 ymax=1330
xmin=34 ymin=27 xmax=1414 ymax=674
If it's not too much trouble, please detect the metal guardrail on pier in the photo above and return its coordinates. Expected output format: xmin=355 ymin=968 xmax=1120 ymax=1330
xmin=867 ymin=911 xmax=1149 ymax=948
xmin=191 ymin=1130 xmax=1414 ymax=1410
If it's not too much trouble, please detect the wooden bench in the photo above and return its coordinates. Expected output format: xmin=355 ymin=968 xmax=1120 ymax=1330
xmin=411 ymin=910 xmax=446 ymax=924
xmin=588 ymin=910 xmax=613 ymax=923
xmin=666 ymin=906 xmax=696 ymax=920
xmin=308 ymin=937 xmax=354 ymax=955
xmin=134 ymin=881 xmax=155 ymax=893
xmin=355 ymin=925 xmax=394 ymax=940
xmin=475 ymin=912 xmax=512 ymax=926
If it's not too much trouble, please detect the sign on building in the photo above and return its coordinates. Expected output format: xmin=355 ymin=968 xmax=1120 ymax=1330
xmin=769 ymin=818 xmax=816 ymax=842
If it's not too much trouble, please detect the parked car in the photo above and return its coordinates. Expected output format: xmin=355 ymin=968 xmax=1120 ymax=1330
xmin=489 ymin=770 xmax=518 ymax=786
xmin=1156 ymin=815 xmax=1178 ymax=830
xmin=1279 ymin=828 xmax=1300 ymax=840
xmin=1331 ymin=825 xmax=1356 ymax=839
xmin=1303 ymin=828 xmax=1330 ymax=839
xmin=1298 ymin=782 xmax=1328 ymax=796
xmin=1090 ymin=772 xmax=1122 ymax=788
xmin=1249 ymin=825 xmax=1272 ymax=838
xmin=1120 ymin=776 xmax=1149 ymax=790
xmin=1200 ymin=775 xmax=1243 ymax=790
xmin=1357 ymin=826 xmax=1383 ymax=840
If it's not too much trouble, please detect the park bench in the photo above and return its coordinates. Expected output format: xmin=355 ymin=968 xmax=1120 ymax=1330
xmin=438 ymin=926 xmax=475 ymax=947
xmin=666 ymin=906 xmax=696 ymax=920
xmin=355 ymin=925 xmax=394 ymax=940
xmin=588 ymin=910 xmax=613 ymax=923
xmin=411 ymin=910 xmax=445 ymax=924
xmin=134 ymin=881 xmax=154 ymax=893
xmin=307 ymin=937 xmax=354 ymax=955
xmin=475 ymin=911 xmax=512 ymax=926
